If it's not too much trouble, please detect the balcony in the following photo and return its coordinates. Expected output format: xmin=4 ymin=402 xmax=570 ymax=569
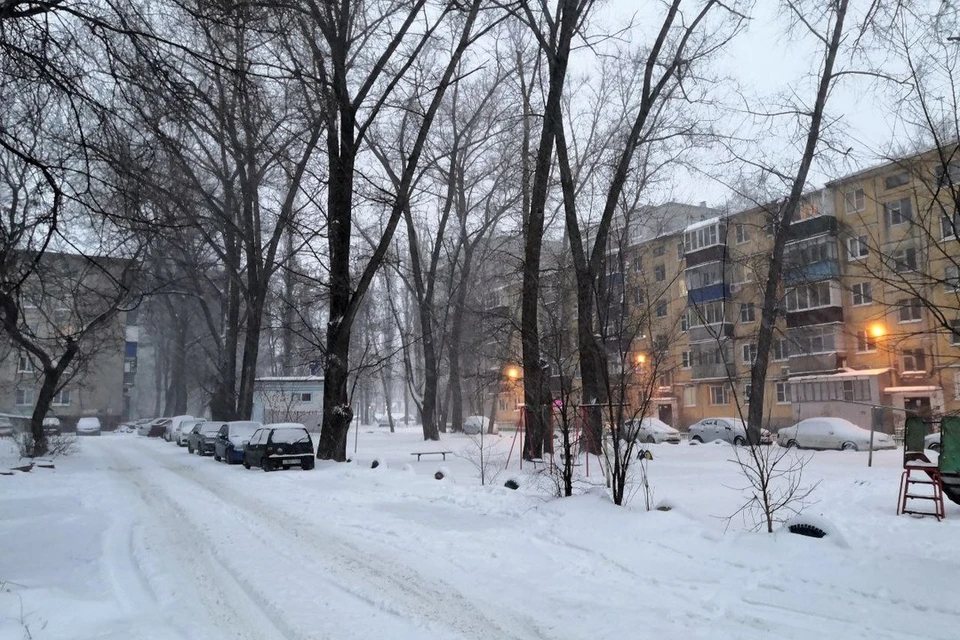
xmin=688 ymin=283 xmax=731 ymax=305
xmin=786 ymin=214 xmax=838 ymax=242
xmin=687 ymin=322 xmax=734 ymax=344
xmin=787 ymin=353 xmax=845 ymax=375
xmin=786 ymin=305 xmax=844 ymax=328
xmin=684 ymin=243 xmax=727 ymax=268
xmin=786 ymin=324 xmax=846 ymax=374
xmin=783 ymin=259 xmax=841 ymax=285
xmin=691 ymin=361 xmax=736 ymax=381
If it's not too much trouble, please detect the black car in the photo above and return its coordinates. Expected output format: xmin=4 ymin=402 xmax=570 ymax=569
xmin=243 ymin=424 xmax=315 ymax=471
xmin=188 ymin=421 xmax=225 ymax=456
xmin=213 ymin=421 xmax=261 ymax=464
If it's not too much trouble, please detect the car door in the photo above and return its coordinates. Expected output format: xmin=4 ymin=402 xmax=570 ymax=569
xmin=700 ymin=419 xmax=715 ymax=442
xmin=717 ymin=419 xmax=733 ymax=443
xmin=215 ymin=425 xmax=228 ymax=456
xmin=799 ymin=420 xmax=823 ymax=449
xmin=250 ymin=429 xmax=266 ymax=466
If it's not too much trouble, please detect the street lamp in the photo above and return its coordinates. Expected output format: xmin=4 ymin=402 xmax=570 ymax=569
xmin=869 ymin=323 xmax=885 ymax=339
xmin=505 ymin=365 xmax=520 ymax=380
xmin=635 ymin=353 xmax=646 ymax=365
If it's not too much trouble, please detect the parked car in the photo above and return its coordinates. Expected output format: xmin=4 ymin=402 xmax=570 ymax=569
xmin=925 ymin=433 xmax=941 ymax=452
xmin=0 ymin=417 xmax=13 ymax=437
xmin=462 ymin=415 xmax=490 ymax=435
xmin=688 ymin=418 xmax=772 ymax=446
xmin=776 ymin=417 xmax=896 ymax=451
xmin=174 ymin=418 xmax=204 ymax=446
xmin=622 ymin=417 xmax=681 ymax=444
xmin=164 ymin=415 xmax=195 ymax=442
xmin=189 ymin=421 xmax=224 ymax=456
xmin=214 ymin=421 xmax=262 ymax=464
xmin=43 ymin=417 xmax=61 ymax=436
xmin=243 ymin=423 xmax=315 ymax=471
xmin=141 ymin=418 xmax=170 ymax=437
xmin=76 ymin=417 xmax=102 ymax=436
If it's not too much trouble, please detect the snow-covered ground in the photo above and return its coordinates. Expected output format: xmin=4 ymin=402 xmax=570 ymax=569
xmin=1 ymin=427 xmax=957 ymax=639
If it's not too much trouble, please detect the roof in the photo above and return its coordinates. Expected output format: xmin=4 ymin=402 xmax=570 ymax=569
xmin=255 ymin=376 xmax=324 ymax=383
xmin=684 ymin=216 xmax=722 ymax=233
xmin=883 ymin=386 xmax=940 ymax=394
xmin=790 ymin=368 xmax=891 ymax=382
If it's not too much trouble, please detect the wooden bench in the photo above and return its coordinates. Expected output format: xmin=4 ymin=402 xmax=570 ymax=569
xmin=411 ymin=451 xmax=452 ymax=461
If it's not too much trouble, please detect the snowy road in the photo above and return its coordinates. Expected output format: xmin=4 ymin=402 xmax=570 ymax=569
xmin=2 ymin=433 xmax=959 ymax=639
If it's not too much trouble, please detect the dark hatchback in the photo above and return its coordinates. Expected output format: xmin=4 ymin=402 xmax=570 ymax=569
xmin=214 ymin=421 xmax=261 ymax=464
xmin=189 ymin=421 xmax=225 ymax=456
xmin=243 ymin=424 xmax=315 ymax=471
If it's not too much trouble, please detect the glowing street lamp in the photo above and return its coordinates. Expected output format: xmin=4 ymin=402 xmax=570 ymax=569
xmin=635 ymin=353 xmax=647 ymax=365
xmin=505 ymin=366 xmax=520 ymax=380
xmin=869 ymin=323 xmax=885 ymax=339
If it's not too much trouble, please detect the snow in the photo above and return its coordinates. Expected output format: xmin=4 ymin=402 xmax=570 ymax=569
xmin=1 ymin=429 xmax=959 ymax=639
xmin=683 ymin=215 xmax=721 ymax=232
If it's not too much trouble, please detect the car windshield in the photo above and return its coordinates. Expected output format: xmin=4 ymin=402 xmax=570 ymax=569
xmin=271 ymin=428 xmax=310 ymax=444
xmin=228 ymin=424 xmax=258 ymax=438
xmin=200 ymin=423 xmax=222 ymax=434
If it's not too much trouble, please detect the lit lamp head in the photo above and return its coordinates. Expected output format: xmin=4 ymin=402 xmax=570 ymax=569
xmin=635 ymin=353 xmax=646 ymax=365
xmin=869 ymin=324 xmax=885 ymax=339
xmin=505 ymin=366 xmax=520 ymax=380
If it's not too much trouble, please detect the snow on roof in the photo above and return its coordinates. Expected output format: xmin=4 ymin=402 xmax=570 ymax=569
xmin=883 ymin=386 xmax=940 ymax=394
xmin=255 ymin=376 xmax=324 ymax=383
xmin=683 ymin=216 xmax=721 ymax=233
xmin=790 ymin=368 xmax=890 ymax=382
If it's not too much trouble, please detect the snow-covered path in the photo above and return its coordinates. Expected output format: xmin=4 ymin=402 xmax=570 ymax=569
xmin=2 ymin=433 xmax=958 ymax=639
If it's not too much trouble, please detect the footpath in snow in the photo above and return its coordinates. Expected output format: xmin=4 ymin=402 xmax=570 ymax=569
xmin=0 ymin=428 xmax=958 ymax=640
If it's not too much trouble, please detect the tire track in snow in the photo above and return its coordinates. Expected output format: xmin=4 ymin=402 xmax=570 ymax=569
xmin=123 ymin=437 xmax=548 ymax=640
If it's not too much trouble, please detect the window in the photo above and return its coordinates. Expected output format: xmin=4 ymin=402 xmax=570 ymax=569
xmin=658 ymin=371 xmax=674 ymax=387
xmin=677 ymin=242 xmax=685 ymax=261
xmin=892 ymin=246 xmax=918 ymax=271
xmin=679 ymin=313 xmax=689 ymax=332
xmin=52 ymin=389 xmax=71 ymax=406
xmin=856 ymin=330 xmax=877 ymax=353
xmin=656 ymin=301 xmax=667 ymax=318
xmin=744 ymin=383 xmax=752 ymax=402
xmin=683 ymin=386 xmax=697 ymax=407
xmin=739 ymin=302 xmax=756 ymax=323
xmin=776 ymin=382 xmax=791 ymax=404
xmin=946 ymin=266 xmax=960 ymax=292
xmin=297 ymin=392 xmax=313 ymax=403
xmin=125 ymin=308 xmax=139 ymax=326
xmin=942 ymin=212 xmax=959 ymax=240
xmin=885 ymin=172 xmax=910 ymax=190
xmin=842 ymin=380 xmax=855 ymax=402
xmin=689 ymin=300 xmax=726 ymax=326
xmin=709 ymin=384 xmax=729 ymax=405
xmin=735 ymin=223 xmax=750 ymax=244
xmin=632 ymin=255 xmax=643 ymax=272
xmin=654 ymin=333 xmax=669 ymax=352
xmin=15 ymin=388 xmax=33 ymax=406
xmin=654 ymin=264 xmax=665 ymax=282
xmin=17 ymin=356 xmax=34 ymax=373
xmin=633 ymin=288 xmax=644 ymax=305
xmin=790 ymin=325 xmax=838 ymax=356
xmin=851 ymin=282 xmax=872 ymax=306
xmin=885 ymin=198 xmax=913 ymax=225
xmin=952 ymin=319 xmax=960 ymax=346
xmin=898 ymin=297 xmax=923 ymax=323
xmin=785 ymin=281 xmax=834 ymax=312
xmin=844 ymin=188 xmax=865 ymax=213
xmin=653 ymin=244 xmax=665 ymax=257
xmin=847 ymin=235 xmax=869 ymax=260
xmin=902 ymin=348 xmax=926 ymax=373
xmin=773 ymin=339 xmax=789 ymax=361
xmin=681 ymin=351 xmax=692 ymax=369
xmin=742 ymin=343 xmax=757 ymax=365
xmin=684 ymin=223 xmax=722 ymax=252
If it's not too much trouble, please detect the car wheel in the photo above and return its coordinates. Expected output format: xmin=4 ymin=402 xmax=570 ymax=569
xmin=303 ymin=458 xmax=315 ymax=470
xmin=262 ymin=459 xmax=272 ymax=472
xmin=645 ymin=435 xmax=656 ymax=444
xmin=243 ymin=460 xmax=250 ymax=470
xmin=931 ymin=443 xmax=941 ymax=453
xmin=786 ymin=440 xmax=798 ymax=449
xmin=842 ymin=442 xmax=858 ymax=452
xmin=691 ymin=436 xmax=703 ymax=443
xmin=188 ymin=444 xmax=193 ymax=454
xmin=214 ymin=453 xmax=221 ymax=462
xmin=734 ymin=436 xmax=745 ymax=446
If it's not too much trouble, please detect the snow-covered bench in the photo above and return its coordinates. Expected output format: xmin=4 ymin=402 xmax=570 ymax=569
xmin=411 ymin=451 xmax=452 ymax=462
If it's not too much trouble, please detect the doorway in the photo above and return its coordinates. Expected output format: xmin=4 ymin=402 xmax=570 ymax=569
xmin=658 ymin=403 xmax=673 ymax=426
xmin=904 ymin=396 xmax=932 ymax=421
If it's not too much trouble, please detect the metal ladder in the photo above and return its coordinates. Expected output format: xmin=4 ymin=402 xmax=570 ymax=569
xmin=897 ymin=465 xmax=946 ymax=520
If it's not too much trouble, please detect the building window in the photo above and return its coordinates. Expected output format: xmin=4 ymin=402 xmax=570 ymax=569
xmin=884 ymin=172 xmax=910 ymax=190
xmin=677 ymin=242 xmax=685 ymax=261
xmin=847 ymin=235 xmax=869 ymax=260
xmin=844 ymin=188 xmax=865 ymax=213
xmin=18 ymin=356 xmax=34 ymax=373
xmin=742 ymin=343 xmax=757 ymax=365
xmin=952 ymin=319 xmax=960 ymax=346
xmin=842 ymin=380 xmax=856 ymax=402
xmin=684 ymin=223 xmax=722 ymax=253
xmin=679 ymin=312 xmax=689 ymax=332
xmin=297 ymin=392 xmax=313 ymax=403
xmin=656 ymin=301 xmax=667 ymax=318
xmin=658 ymin=371 xmax=674 ymax=387
xmin=654 ymin=333 xmax=669 ymax=353
xmin=902 ymin=348 xmax=926 ymax=373
xmin=709 ymin=384 xmax=729 ymax=405
xmin=125 ymin=308 xmax=139 ymax=326
xmin=739 ymin=302 xmax=756 ymax=323
xmin=776 ymin=382 xmax=791 ymax=404
xmin=681 ymin=351 xmax=692 ymax=369
xmin=856 ymin=330 xmax=877 ymax=353
xmin=683 ymin=386 xmax=697 ymax=407
xmin=945 ymin=266 xmax=959 ymax=292
xmin=689 ymin=300 xmax=726 ymax=326
xmin=790 ymin=325 xmax=838 ymax=356
xmin=851 ymin=282 xmax=872 ymax=306
xmin=885 ymin=197 xmax=913 ymax=225
xmin=52 ymin=389 xmax=71 ymax=406
xmin=898 ymin=297 xmax=923 ymax=323
xmin=653 ymin=244 xmax=665 ymax=258
xmin=773 ymin=338 xmax=789 ymax=361
xmin=942 ymin=212 xmax=960 ymax=240
xmin=654 ymin=264 xmax=665 ymax=282
xmin=632 ymin=255 xmax=643 ymax=272
xmin=892 ymin=246 xmax=918 ymax=272
xmin=785 ymin=281 xmax=834 ymax=312
xmin=15 ymin=388 xmax=34 ymax=406
xmin=735 ymin=223 xmax=750 ymax=244
xmin=633 ymin=288 xmax=644 ymax=305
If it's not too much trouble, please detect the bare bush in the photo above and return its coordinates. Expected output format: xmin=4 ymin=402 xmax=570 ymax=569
xmin=13 ymin=431 xmax=78 ymax=460
xmin=456 ymin=432 xmax=506 ymax=487
xmin=727 ymin=443 xmax=819 ymax=533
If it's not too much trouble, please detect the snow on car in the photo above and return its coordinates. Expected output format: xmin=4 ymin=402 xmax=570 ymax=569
xmin=776 ymin=417 xmax=896 ymax=451
xmin=76 ymin=417 xmax=101 ymax=436
xmin=622 ymin=417 xmax=681 ymax=444
xmin=462 ymin=415 xmax=490 ymax=435
xmin=688 ymin=417 xmax=772 ymax=446
xmin=213 ymin=421 xmax=262 ymax=464
xmin=925 ymin=432 xmax=941 ymax=452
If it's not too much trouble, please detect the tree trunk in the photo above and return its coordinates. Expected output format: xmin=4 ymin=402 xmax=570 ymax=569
xmin=29 ymin=341 xmax=79 ymax=456
xmin=237 ymin=297 xmax=264 ymax=421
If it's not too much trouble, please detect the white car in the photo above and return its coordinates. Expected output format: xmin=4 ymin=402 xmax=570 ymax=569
xmin=622 ymin=417 xmax=681 ymax=444
xmin=925 ymin=433 xmax=941 ymax=452
xmin=688 ymin=418 xmax=773 ymax=446
xmin=776 ymin=417 xmax=896 ymax=451
xmin=462 ymin=415 xmax=490 ymax=435
xmin=76 ymin=417 xmax=102 ymax=436
xmin=175 ymin=418 xmax=204 ymax=446
xmin=164 ymin=415 xmax=195 ymax=442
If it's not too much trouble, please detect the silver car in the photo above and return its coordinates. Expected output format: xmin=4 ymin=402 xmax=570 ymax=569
xmin=688 ymin=417 xmax=772 ymax=446
xmin=776 ymin=417 xmax=896 ymax=451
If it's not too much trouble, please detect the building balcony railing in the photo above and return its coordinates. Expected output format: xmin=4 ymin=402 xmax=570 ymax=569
xmin=687 ymin=283 xmax=731 ymax=305
xmin=683 ymin=244 xmax=728 ymax=268
xmin=687 ymin=322 xmax=734 ymax=344
xmin=786 ymin=352 xmax=845 ymax=375
xmin=691 ymin=361 xmax=736 ymax=381
xmin=783 ymin=259 xmax=841 ymax=285
xmin=785 ymin=306 xmax=844 ymax=328
xmin=786 ymin=214 xmax=838 ymax=242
